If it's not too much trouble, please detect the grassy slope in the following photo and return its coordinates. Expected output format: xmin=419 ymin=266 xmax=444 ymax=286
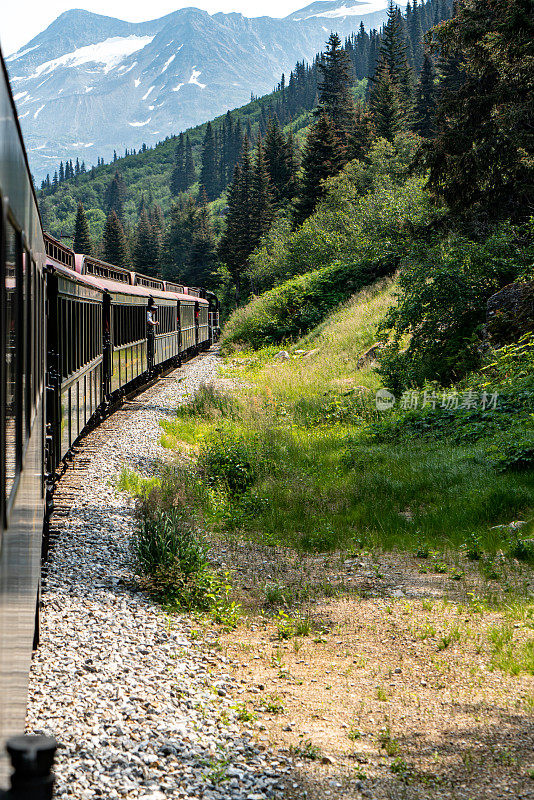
xmin=161 ymin=280 xmax=534 ymax=556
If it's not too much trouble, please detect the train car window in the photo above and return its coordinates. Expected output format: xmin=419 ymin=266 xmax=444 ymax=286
xmin=24 ymin=250 xmax=33 ymax=436
xmin=20 ymin=247 xmax=28 ymax=445
xmin=4 ymin=222 xmax=20 ymax=499
xmin=112 ymin=304 xmax=145 ymax=347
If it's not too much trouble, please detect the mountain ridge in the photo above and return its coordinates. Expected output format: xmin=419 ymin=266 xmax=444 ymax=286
xmin=6 ymin=2 xmax=388 ymax=180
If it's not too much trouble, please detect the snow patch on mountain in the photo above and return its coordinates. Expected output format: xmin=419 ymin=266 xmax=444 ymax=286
xmin=188 ymin=68 xmax=206 ymax=89
xmin=161 ymin=52 xmax=178 ymax=73
xmin=306 ymin=2 xmax=385 ymax=18
xmin=33 ymin=105 xmax=45 ymax=119
xmin=118 ymin=61 xmax=137 ymax=74
xmin=7 ymin=44 xmax=41 ymax=61
xmin=28 ymin=36 xmax=154 ymax=79
xmin=142 ymin=85 xmax=155 ymax=100
xmin=129 ymin=118 xmax=151 ymax=127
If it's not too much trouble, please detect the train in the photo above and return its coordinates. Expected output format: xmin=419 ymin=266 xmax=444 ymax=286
xmin=0 ymin=48 xmax=219 ymax=786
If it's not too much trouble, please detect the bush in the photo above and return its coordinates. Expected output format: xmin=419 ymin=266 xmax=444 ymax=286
xmin=134 ymin=509 xmax=207 ymax=578
xmin=378 ymin=225 xmax=534 ymax=390
xmin=198 ymin=429 xmax=258 ymax=495
xmin=177 ymin=383 xmax=241 ymax=420
xmin=222 ymin=260 xmax=375 ymax=350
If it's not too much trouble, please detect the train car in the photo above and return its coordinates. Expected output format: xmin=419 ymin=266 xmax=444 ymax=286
xmin=76 ymin=255 xmax=209 ymax=373
xmin=44 ymin=244 xmax=106 ymax=473
xmin=0 ymin=40 xmax=219 ymax=784
xmin=0 ymin=52 xmax=47 ymax=787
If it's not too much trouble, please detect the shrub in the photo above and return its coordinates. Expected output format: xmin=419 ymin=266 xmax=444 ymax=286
xmin=378 ymin=225 xmax=533 ymax=390
xmin=177 ymin=383 xmax=241 ymax=421
xmin=133 ymin=509 xmax=207 ymax=578
xmin=198 ymin=429 xmax=257 ymax=495
xmin=222 ymin=260 xmax=375 ymax=350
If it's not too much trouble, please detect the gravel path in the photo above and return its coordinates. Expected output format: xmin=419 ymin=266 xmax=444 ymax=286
xmin=27 ymin=351 xmax=292 ymax=800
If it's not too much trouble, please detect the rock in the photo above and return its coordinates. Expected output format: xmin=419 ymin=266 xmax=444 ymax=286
xmin=25 ymin=351 xmax=287 ymax=800
xmin=321 ymin=754 xmax=336 ymax=765
xmin=274 ymin=350 xmax=290 ymax=360
xmin=357 ymin=343 xmax=381 ymax=369
xmin=486 ymin=281 xmax=534 ymax=345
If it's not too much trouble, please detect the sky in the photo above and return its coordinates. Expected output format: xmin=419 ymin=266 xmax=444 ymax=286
xmin=0 ymin=0 xmax=317 ymax=55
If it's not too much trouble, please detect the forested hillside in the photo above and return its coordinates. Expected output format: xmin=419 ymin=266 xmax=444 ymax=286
xmin=39 ymin=0 xmax=453 ymax=290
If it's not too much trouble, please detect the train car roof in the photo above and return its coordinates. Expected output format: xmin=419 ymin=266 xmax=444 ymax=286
xmin=52 ymin=260 xmax=208 ymax=303
xmin=50 ymin=262 xmax=106 ymax=294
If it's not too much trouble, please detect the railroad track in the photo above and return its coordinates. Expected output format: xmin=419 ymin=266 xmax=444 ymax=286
xmin=41 ymin=349 xmax=215 ymax=589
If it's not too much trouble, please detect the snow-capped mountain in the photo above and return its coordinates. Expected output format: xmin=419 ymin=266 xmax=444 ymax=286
xmin=5 ymin=3 xmax=388 ymax=180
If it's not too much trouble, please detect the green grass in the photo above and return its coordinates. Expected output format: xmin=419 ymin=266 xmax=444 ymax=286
xmin=157 ymin=280 xmax=533 ymax=558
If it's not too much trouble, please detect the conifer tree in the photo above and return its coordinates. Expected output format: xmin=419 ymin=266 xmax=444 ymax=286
xmin=200 ymin=122 xmax=218 ymax=200
xmin=132 ymin=210 xmax=159 ymax=273
xmin=294 ymin=110 xmax=344 ymax=225
xmin=72 ymin=203 xmax=92 ymax=254
xmin=218 ymin=139 xmax=255 ymax=299
xmin=317 ymin=32 xmax=355 ymax=146
xmin=426 ymin=0 xmax=533 ymax=219
xmin=170 ymin=133 xmax=186 ymax=195
xmin=185 ymin=135 xmax=196 ymax=187
xmin=369 ymin=64 xmax=406 ymax=141
xmin=415 ymin=52 xmax=437 ymax=137
xmin=101 ymin=211 xmax=130 ymax=268
xmin=251 ymin=136 xmax=273 ymax=246
xmin=189 ymin=203 xmax=218 ymax=286
xmin=409 ymin=0 xmax=425 ymax=73
xmin=105 ymin=171 xmax=127 ymax=222
xmin=371 ymin=0 xmax=415 ymax=122
xmin=161 ymin=197 xmax=196 ymax=279
xmin=349 ymin=101 xmax=375 ymax=159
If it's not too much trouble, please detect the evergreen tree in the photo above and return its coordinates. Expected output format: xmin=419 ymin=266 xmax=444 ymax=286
xmin=369 ymin=64 xmax=406 ymax=141
xmin=105 ymin=171 xmax=127 ymax=222
xmin=409 ymin=0 xmax=425 ymax=72
xmin=251 ymin=136 xmax=273 ymax=246
xmin=349 ymin=101 xmax=375 ymax=159
xmin=317 ymin=32 xmax=355 ymax=142
xmin=294 ymin=110 xmax=344 ymax=225
xmin=218 ymin=139 xmax=255 ymax=299
xmin=170 ymin=133 xmax=186 ymax=195
xmin=132 ymin=210 xmax=159 ymax=273
xmin=189 ymin=203 xmax=218 ymax=286
xmin=373 ymin=0 xmax=415 ymax=115
xmin=426 ymin=0 xmax=534 ymax=219
xmin=161 ymin=197 xmax=196 ymax=279
xmin=185 ymin=135 xmax=196 ymax=187
xmin=415 ymin=52 xmax=437 ymax=137
xmin=59 ymin=161 xmax=65 ymax=182
xmin=200 ymin=122 xmax=218 ymax=200
xmin=264 ymin=116 xmax=288 ymax=204
xmin=101 ymin=211 xmax=130 ymax=268
xmin=72 ymin=203 xmax=92 ymax=255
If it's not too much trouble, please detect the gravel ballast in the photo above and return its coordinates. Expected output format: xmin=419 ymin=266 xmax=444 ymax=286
xmin=27 ymin=351 xmax=292 ymax=800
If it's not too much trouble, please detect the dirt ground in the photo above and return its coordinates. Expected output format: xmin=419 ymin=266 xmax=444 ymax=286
xmin=207 ymin=543 xmax=534 ymax=799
